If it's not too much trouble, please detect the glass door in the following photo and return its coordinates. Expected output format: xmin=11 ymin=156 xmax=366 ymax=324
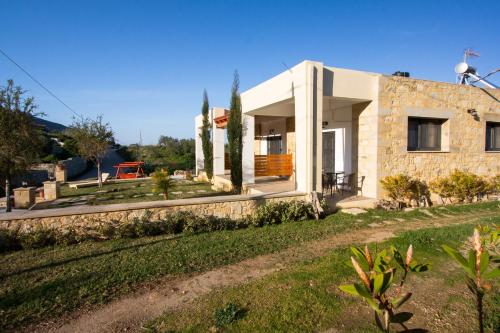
xmin=322 ymin=131 xmax=335 ymax=173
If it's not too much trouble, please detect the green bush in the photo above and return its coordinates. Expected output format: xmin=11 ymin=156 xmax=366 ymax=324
xmin=251 ymin=201 xmax=315 ymax=227
xmin=213 ymin=302 xmax=245 ymax=328
xmin=0 ymin=229 xmax=21 ymax=252
xmin=380 ymin=174 xmax=431 ymax=208
xmin=431 ymin=170 xmax=490 ymax=203
xmin=0 ymin=201 xmax=315 ymax=253
xmin=18 ymin=228 xmax=56 ymax=249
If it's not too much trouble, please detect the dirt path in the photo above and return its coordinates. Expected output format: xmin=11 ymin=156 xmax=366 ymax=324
xmin=37 ymin=209 xmax=498 ymax=333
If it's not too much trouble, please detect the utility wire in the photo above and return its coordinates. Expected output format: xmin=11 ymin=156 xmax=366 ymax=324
xmin=0 ymin=48 xmax=82 ymax=118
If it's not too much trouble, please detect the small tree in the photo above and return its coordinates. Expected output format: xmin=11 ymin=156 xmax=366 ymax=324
xmin=227 ymin=71 xmax=243 ymax=193
xmin=69 ymin=115 xmax=113 ymax=188
xmin=442 ymin=227 xmax=499 ymax=333
xmin=0 ymin=80 xmax=44 ymax=212
xmin=339 ymin=245 xmax=430 ymax=332
xmin=200 ymin=90 xmax=213 ymax=179
xmin=151 ymin=169 xmax=173 ymax=199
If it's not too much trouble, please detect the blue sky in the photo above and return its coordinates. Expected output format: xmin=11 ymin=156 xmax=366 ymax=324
xmin=1 ymin=0 xmax=499 ymax=144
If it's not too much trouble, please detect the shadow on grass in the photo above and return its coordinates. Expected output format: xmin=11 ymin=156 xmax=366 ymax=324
xmin=0 ymin=235 xmax=180 ymax=280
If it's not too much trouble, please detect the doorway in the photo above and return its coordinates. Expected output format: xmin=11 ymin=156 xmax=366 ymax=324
xmin=322 ymin=131 xmax=335 ymax=173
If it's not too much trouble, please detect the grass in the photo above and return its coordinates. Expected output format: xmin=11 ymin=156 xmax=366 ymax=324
xmin=146 ymin=217 xmax=500 ymax=333
xmin=0 ymin=201 xmax=498 ymax=331
xmin=57 ymin=179 xmax=221 ymax=206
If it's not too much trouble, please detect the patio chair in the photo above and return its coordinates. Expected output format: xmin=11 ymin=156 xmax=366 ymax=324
xmin=338 ymin=174 xmax=365 ymax=196
xmin=322 ymin=173 xmax=335 ymax=196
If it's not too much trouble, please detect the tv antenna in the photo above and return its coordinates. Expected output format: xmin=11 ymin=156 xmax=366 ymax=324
xmin=454 ymin=48 xmax=498 ymax=89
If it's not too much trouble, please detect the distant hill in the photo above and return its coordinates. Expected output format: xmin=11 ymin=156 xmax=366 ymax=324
xmin=33 ymin=116 xmax=67 ymax=132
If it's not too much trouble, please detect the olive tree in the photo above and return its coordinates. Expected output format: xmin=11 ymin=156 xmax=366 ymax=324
xmin=69 ymin=115 xmax=113 ymax=188
xmin=0 ymin=80 xmax=44 ymax=212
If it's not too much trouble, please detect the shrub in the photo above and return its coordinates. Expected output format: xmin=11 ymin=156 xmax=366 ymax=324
xmin=0 ymin=228 xmax=21 ymax=252
xmin=431 ymin=170 xmax=490 ymax=204
xmin=213 ymin=302 xmax=245 ymax=328
xmin=380 ymin=174 xmax=431 ymax=208
xmin=19 ymin=228 xmax=56 ymax=249
xmin=429 ymin=177 xmax=454 ymax=204
xmin=250 ymin=201 xmax=315 ymax=227
xmin=487 ymin=175 xmax=500 ymax=195
xmin=0 ymin=201 xmax=316 ymax=253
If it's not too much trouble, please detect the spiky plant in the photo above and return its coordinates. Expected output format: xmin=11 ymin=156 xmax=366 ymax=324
xmin=151 ymin=169 xmax=173 ymax=200
xmin=339 ymin=245 xmax=430 ymax=332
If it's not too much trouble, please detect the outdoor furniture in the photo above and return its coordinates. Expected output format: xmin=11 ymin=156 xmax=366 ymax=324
xmin=337 ymin=173 xmax=365 ymax=196
xmin=322 ymin=173 xmax=335 ymax=196
xmin=113 ymin=162 xmax=145 ymax=179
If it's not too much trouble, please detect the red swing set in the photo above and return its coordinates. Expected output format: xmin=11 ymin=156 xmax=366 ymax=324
xmin=113 ymin=161 xmax=145 ymax=179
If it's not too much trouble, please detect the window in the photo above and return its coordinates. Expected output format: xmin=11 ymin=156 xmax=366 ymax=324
xmin=407 ymin=117 xmax=445 ymax=151
xmin=267 ymin=135 xmax=282 ymax=154
xmin=486 ymin=122 xmax=500 ymax=151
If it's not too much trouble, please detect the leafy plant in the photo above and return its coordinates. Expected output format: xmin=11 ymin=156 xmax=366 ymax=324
xmin=250 ymin=201 xmax=315 ymax=227
xmin=380 ymin=174 xmax=431 ymax=209
xmin=429 ymin=177 xmax=454 ymax=204
xmin=151 ymin=169 xmax=173 ymax=199
xmin=442 ymin=226 xmax=499 ymax=333
xmin=213 ymin=302 xmax=245 ymax=328
xmin=339 ymin=245 xmax=430 ymax=332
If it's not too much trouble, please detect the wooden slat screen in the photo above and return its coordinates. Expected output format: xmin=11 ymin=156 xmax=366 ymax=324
xmin=224 ymin=153 xmax=231 ymax=169
xmin=254 ymin=154 xmax=293 ymax=177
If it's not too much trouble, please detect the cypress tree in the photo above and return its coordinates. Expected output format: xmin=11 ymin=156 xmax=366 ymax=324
xmin=200 ymin=90 xmax=213 ymax=179
xmin=227 ymin=71 xmax=243 ymax=193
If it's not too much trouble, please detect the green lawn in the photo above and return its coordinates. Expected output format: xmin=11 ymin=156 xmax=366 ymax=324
xmin=0 ymin=201 xmax=499 ymax=331
xmin=146 ymin=219 xmax=500 ymax=333
xmin=57 ymin=179 xmax=221 ymax=206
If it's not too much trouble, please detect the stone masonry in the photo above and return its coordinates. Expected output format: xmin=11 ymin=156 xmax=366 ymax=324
xmin=376 ymin=76 xmax=500 ymax=198
xmin=0 ymin=192 xmax=307 ymax=233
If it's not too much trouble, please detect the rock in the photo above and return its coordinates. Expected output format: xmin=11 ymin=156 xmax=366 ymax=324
xmin=342 ymin=208 xmax=367 ymax=215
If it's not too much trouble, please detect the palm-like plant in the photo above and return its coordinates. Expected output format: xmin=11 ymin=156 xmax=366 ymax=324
xmin=152 ymin=169 xmax=173 ymax=200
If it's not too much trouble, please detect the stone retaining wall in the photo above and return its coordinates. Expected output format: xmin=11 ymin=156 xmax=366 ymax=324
xmin=0 ymin=192 xmax=307 ymax=233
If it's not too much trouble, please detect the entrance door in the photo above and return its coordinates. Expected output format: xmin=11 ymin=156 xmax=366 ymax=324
xmin=322 ymin=131 xmax=335 ymax=173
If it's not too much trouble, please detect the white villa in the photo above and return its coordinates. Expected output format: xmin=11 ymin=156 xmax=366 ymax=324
xmin=195 ymin=60 xmax=500 ymax=201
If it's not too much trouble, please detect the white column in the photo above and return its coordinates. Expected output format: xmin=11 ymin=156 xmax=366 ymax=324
xmin=194 ymin=115 xmax=204 ymax=176
xmin=293 ymin=61 xmax=323 ymax=193
xmin=213 ymin=125 xmax=225 ymax=176
xmin=242 ymin=114 xmax=255 ymax=184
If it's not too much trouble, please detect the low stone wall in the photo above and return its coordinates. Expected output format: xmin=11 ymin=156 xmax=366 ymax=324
xmin=0 ymin=192 xmax=306 ymax=233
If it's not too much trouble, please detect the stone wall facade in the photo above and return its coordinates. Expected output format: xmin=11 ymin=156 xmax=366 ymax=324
xmin=0 ymin=193 xmax=307 ymax=233
xmin=376 ymin=76 xmax=500 ymax=198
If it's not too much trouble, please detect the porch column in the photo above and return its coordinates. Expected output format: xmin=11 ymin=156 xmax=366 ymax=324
xmin=194 ymin=115 xmax=204 ymax=176
xmin=293 ymin=61 xmax=323 ymax=193
xmin=213 ymin=124 xmax=225 ymax=176
xmin=242 ymin=114 xmax=255 ymax=184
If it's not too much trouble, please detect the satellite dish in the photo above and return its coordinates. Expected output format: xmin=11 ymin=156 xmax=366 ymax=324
xmin=455 ymin=62 xmax=469 ymax=74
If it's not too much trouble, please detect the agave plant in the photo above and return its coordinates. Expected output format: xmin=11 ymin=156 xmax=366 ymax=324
xmin=442 ymin=226 xmax=499 ymax=333
xmin=339 ymin=245 xmax=430 ymax=332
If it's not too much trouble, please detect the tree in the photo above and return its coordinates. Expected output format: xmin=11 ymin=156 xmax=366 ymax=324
xmin=68 ymin=115 xmax=113 ymax=188
xmin=227 ymin=71 xmax=243 ymax=193
xmin=0 ymin=80 xmax=44 ymax=212
xmin=200 ymin=90 xmax=213 ymax=179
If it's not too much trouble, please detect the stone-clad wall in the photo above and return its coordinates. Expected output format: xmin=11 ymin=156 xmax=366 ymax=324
xmin=0 ymin=193 xmax=307 ymax=233
xmin=376 ymin=76 xmax=500 ymax=198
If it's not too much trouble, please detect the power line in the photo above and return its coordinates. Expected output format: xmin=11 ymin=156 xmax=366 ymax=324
xmin=0 ymin=48 xmax=81 ymax=118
